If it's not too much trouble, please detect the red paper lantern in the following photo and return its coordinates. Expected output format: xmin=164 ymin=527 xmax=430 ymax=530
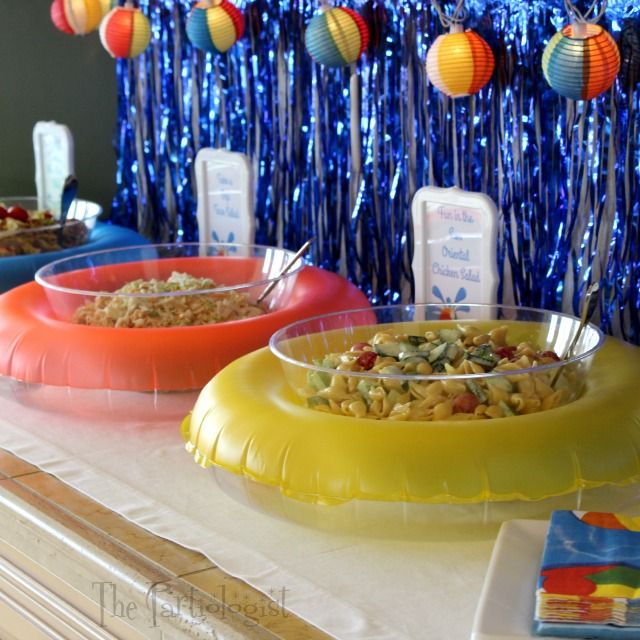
xmin=99 ymin=5 xmax=151 ymax=59
xmin=50 ymin=0 xmax=104 ymax=36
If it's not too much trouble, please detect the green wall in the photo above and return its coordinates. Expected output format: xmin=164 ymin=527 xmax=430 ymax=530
xmin=0 ymin=1 xmax=118 ymax=215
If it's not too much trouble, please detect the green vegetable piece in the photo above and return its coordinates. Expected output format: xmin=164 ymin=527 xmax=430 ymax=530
xmin=439 ymin=328 xmax=462 ymax=343
xmin=307 ymin=396 xmax=330 ymax=408
xmin=399 ymin=342 xmax=420 ymax=354
xmin=468 ymin=355 xmax=498 ymax=369
xmin=357 ymin=380 xmax=374 ymax=402
xmin=446 ymin=344 xmax=461 ymax=361
xmin=399 ymin=351 xmax=429 ymax=361
xmin=465 ymin=380 xmax=488 ymax=403
xmin=486 ymin=376 xmax=514 ymax=392
xmin=405 ymin=335 xmax=427 ymax=346
xmin=428 ymin=342 xmax=448 ymax=363
xmin=499 ymin=400 xmax=516 ymax=416
xmin=400 ymin=355 xmax=430 ymax=366
xmin=374 ymin=343 xmax=403 ymax=359
xmin=308 ymin=370 xmax=331 ymax=391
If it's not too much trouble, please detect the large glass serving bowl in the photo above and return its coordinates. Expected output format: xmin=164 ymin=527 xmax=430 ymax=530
xmin=35 ymin=242 xmax=304 ymax=324
xmin=0 ymin=196 xmax=101 ymax=258
xmin=270 ymin=303 xmax=605 ymax=421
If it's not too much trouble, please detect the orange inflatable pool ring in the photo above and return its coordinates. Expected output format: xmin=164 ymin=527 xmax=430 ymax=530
xmin=0 ymin=266 xmax=370 ymax=392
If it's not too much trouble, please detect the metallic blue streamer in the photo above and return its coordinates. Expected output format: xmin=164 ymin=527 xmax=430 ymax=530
xmin=111 ymin=0 xmax=640 ymax=343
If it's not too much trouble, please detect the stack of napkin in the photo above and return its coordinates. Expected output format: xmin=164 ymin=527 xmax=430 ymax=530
xmin=535 ymin=510 xmax=640 ymax=639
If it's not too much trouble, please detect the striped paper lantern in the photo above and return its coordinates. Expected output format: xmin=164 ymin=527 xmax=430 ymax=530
xmin=305 ymin=7 xmax=369 ymax=67
xmin=542 ymin=23 xmax=621 ymax=101
xmin=426 ymin=27 xmax=495 ymax=98
xmin=98 ymin=0 xmax=116 ymax=16
xmin=99 ymin=5 xmax=151 ymax=59
xmin=50 ymin=0 xmax=104 ymax=35
xmin=186 ymin=0 xmax=244 ymax=54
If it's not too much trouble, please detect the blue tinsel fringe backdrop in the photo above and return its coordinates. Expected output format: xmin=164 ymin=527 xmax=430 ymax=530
xmin=111 ymin=0 xmax=640 ymax=342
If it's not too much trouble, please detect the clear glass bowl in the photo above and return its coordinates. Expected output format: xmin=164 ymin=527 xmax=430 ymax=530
xmin=269 ymin=304 xmax=605 ymax=421
xmin=0 ymin=196 xmax=102 ymax=257
xmin=35 ymin=242 xmax=304 ymax=325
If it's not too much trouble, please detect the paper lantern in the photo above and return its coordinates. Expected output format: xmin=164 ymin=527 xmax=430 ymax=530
xmin=50 ymin=0 xmax=104 ymax=35
xmin=425 ymin=26 xmax=495 ymax=98
xmin=98 ymin=0 xmax=115 ymax=15
xmin=186 ymin=0 xmax=244 ymax=54
xmin=304 ymin=7 xmax=369 ymax=67
xmin=542 ymin=23 xmax=621 ymax=101
xmin=99 ymin=5 xmax=151 ymax=59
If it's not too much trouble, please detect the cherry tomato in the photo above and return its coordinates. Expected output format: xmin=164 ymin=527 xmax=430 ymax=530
xmin=495 ymin=345 xmax=517 ymax=360
xmin=356 ymin=351 xmax=377 ymax=370
xmin=452 ymin=393 xmax=480 ymax=413
xmin=0 ymin=206 xmax=8 ymax=219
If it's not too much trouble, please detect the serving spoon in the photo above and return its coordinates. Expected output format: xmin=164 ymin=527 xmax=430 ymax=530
xmin=256 ymin=238 xmax=314 ymax=304
xmin=58 ymin=175 xmax=79 ymax=243
xmin=550 ymin=282 xmax=600 ymax=388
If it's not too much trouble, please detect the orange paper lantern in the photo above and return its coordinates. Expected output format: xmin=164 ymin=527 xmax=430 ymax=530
xmin=425 ymin=25 xmax=495 ymax=98
xmin=99 ymin=5 xmax=151 ymax=59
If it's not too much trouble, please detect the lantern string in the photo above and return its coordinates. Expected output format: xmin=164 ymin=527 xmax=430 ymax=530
xmin=563 ymin=0 xmax=608 ymax=23
xmin=430 ymin=0 xmax=467 ymax=30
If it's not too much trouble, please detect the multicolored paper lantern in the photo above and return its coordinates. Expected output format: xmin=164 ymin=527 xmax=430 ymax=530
xmin=50 ymin=0 xmax=104 ymax=36
xmin=304 ymin=7 xmax=369 ymax=67
xmin=186 ymin=0 xmax=244 ymax=54
xmin=542 ymin=22 xmax=621 ymax=101
xmin=99 ymin=5 xmax=151 ymax=59
xmin=425 ymin=26 xmax=495 ymax=98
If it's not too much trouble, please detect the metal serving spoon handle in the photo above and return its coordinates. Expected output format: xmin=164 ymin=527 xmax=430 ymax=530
xmin=58 ymin=175 xmax=79 ymax=242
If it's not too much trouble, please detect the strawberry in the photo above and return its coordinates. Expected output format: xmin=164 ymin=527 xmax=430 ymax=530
xmin=8 ymin=206 xmax=29 ymax=222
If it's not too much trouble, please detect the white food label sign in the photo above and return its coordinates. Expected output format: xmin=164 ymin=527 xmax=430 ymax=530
xmin=33 ymin=121 xmax=75 ymax=217
xmin=195 ymin=148 xmax=255 ymax=249
xmin=411 ymin=186 xmax=498 ymax=311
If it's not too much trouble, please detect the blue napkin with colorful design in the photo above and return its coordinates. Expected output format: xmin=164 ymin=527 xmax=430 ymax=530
xmin=534 ymin=511 xmax=640 ymax=639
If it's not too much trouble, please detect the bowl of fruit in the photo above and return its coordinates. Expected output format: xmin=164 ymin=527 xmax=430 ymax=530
xmin=0 ymin=196 xmax=102 ymax=258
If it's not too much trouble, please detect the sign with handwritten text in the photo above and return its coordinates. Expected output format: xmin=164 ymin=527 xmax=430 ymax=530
xmin=411 ymin=187 xmax=498 ymax=312
xmin=195 ymin=148 xmax=254 ymax=248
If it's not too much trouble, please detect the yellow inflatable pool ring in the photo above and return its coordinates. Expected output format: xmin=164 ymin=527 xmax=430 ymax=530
xmin=182 ymin=337 xmax=640 ymax=510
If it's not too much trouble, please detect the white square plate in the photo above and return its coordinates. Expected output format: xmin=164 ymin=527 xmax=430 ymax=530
xmin=470 ymin=519 xmax=554 ymax=640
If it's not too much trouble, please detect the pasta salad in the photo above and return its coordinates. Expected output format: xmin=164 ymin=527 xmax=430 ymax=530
xmin=305 ymin=324 xmax=572 ymax=421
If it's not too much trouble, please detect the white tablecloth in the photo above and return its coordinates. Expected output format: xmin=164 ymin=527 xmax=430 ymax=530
xmin=0 ymin=381 xmax=498 ymax=640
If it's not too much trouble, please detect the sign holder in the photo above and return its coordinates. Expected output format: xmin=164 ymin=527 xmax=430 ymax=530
xmin=411 ymin=186 xmax=499 ymax=315
xmin=195 ymin=149 xmax=254 ymax=249
xmin=33 ymin=121 xmax=74 ymax=216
